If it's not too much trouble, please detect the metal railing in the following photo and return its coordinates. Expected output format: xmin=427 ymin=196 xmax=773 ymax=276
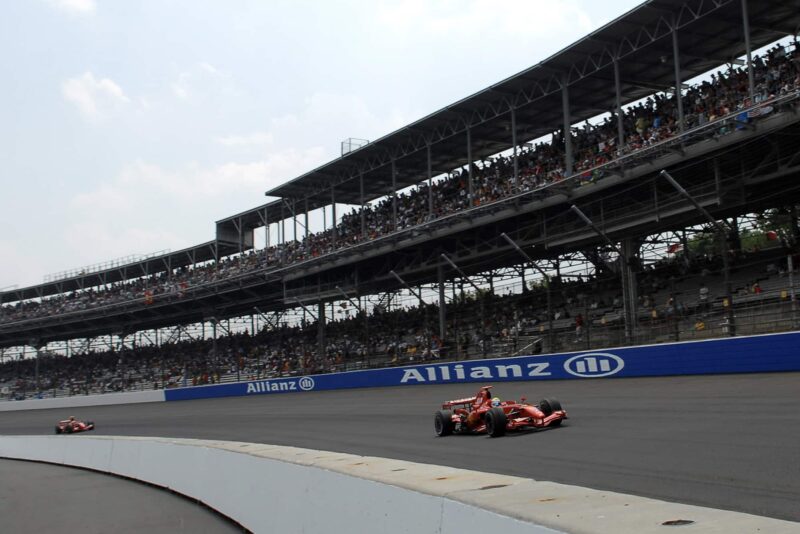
xmin=42 ymin=249 xmax=171 ymax=283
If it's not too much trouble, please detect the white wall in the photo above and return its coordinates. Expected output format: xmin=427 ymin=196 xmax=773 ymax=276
xmin=0 ymin=390 xmax=164 ymax=412
xmin=1 ymin=436 xmax=797 ymax=534
xmin=0 ymin=436 xmax=554 ymax=534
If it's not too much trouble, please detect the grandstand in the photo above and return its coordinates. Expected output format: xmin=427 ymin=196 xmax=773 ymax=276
xmin=2 ymin=0 xmax=800 ymax=400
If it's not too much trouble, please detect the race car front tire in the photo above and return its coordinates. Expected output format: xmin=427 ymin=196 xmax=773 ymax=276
xmin=539 ymin=398 xmax=562 ymax=417
xmin=485 ymin=407 xmax=507 ymax=437
xmin=435 ymin=410 xmax=455 ymax=436
xmin=539 ymin=398 xmax=564 ymax=426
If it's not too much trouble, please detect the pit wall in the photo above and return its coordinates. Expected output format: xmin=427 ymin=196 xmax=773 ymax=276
xmin=1 ymin=436 xmax=797 ymax=534
xmin=165 ymin=331 xmax=800 ymax=401
xmin=3 ymin=331 xmax=798 ymax=411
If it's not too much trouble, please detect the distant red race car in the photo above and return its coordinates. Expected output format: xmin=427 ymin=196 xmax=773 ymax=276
xmin=435 ymin=385 xmax=567 ymax=437
xmin=55 ymin=418 xmax=95 ymax=435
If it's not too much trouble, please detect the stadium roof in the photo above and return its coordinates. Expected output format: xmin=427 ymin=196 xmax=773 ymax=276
xmin=0 ymin=240 xmax=240 ymax=302
xmin=265 ymin=0 xmax=800 ymax=208
xmin=3 ymin=0 xmax=798 ymax=304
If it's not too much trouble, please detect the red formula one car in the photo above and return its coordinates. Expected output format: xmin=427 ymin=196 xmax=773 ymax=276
xmin=434 ymin=386 xmax=567 ymax=437
xmin=55 ymin=417 xmax=95 ymax=435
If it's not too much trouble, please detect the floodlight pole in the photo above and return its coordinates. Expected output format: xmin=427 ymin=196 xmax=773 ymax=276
xmin=500 ymin=233 xmax=554 ymax=351
xmin=660 ymin=170 xmax=735 ymax=336
xmin=441 ymin=254 xmax=487 ymax=358
xmin=570 ymin=205 xmax=634 ymax=344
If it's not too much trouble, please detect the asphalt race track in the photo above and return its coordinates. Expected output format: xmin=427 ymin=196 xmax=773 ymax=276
xmin=0 ymin=459 xmax=240 ymax=533
xmin=1 ymin=372 xmax=799 ymax=522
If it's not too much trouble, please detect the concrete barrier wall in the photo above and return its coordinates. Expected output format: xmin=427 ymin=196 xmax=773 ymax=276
xmin=0 ymin=436 xmax=557 ymax=534
xmin=1 ymin=436 xmax=797 ymax=534
xmin=165 ymin=331 xmax=800 ymax=402
xmin=0 ymin=389 xmax=164 ymax=412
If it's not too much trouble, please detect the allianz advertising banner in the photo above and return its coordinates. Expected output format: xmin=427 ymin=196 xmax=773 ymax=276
xmin=164 ymin=332 xmax=800 ymax=401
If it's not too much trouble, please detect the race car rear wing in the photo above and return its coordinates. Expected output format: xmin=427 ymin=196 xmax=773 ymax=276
xmin=441 ymin=386 xmax=493 ymax=409
xmin=441 ymin=397 xmax=476 ymax=408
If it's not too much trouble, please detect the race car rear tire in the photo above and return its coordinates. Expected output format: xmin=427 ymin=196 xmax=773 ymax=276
xmin=539 ymin=398 xmax=562 ymax=416
xmin=435 ymin=410 xmax=455 ymax=436
xmin=485 ymin=407 xmax=507 ymax=437
xmin=64 ymin=425 xmax=73 ymax=434
xmin=54 ymin=426 xmax=61 ymax=435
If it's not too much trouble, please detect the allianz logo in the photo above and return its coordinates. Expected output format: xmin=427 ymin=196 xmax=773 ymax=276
xmin=398 ymin=353 xmax=625 ymax=383
xmin=245 ymin=376 xmax=316 ymax=394
xmin=563 ymin=353 xmax=625 ymax=377
xmin=400 ymin=362 xmax=551 ymax=383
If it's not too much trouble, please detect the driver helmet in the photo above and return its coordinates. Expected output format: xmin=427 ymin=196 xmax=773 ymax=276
xmin=68 ymin=415 xmax=75 ymax=421
xmin=491 ymin=397 xmax=502 ymax=407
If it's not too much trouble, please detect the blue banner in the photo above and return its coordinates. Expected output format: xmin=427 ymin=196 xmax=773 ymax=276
xmin=164 ymin=332 xmax=800 ymax=401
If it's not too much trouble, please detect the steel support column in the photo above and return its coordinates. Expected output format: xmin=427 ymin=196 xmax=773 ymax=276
xmin=562 ymin=80 xmax=573 ymax=176
xmin=391 ymin=159 xmax=398 ymax=230
xmin=317 ymin=300 xmax=326 ymax=359
xmin=265 ymin=205 xmax=270 ymax=249
xmin=437 ymin=262 xmax=447 ymax=344
xmin=34 ymin=345 xmax=39 ymax=393
xmin=304 ymin=199 xmax=309 ymax=239
xmin=467 ymin=128 xmax=473 ymax=205
xmin=360 ymin=172 xmax=366 ymax=238
xmin=331 ymin=186 xmax=337 ymax=245
xmin=280 ymin=204 xmax=286 ymax=262
xmin=293 ymin=200 xmax=298 ymax=242
xmin=621 ymin=238 xmax=639 ymax=344
xmin=720 ymin=227 xmax=736 ymax=336
xmin=212 ymin=319 xmax=218 ymax=364
xmin=613 ymin=58 xmax=625 ymax=149
xmin=788 ymin=253 xmax=797 ymax=328
xmin=280 ymin=205 xmax=285 ymax=246
xmin=427 ymin=144 xmax=433 ymax=219
xmin=511 ymin=107 xmax=519 ymax=190
xmin=236 ymin=217 xmax=243 ymax=253
xmin=672 ymin=26 xmax=685 ymax=132
xmin=741 ymin=0 xmax=755 ymax=101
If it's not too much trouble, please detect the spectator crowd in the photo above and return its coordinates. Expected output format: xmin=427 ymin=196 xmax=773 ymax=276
xmin=2 ymin=42 xmax=799 ymax=327
xmin=3 ymin=240 xmax=796 ymax=400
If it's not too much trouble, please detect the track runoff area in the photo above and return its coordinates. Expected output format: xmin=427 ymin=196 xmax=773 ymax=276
xmin=1 ymin=372 xmax=798 ymax=523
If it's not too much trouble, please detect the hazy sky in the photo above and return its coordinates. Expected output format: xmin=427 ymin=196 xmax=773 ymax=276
xmin=0 ymin=0 xmax=644 ymax=288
